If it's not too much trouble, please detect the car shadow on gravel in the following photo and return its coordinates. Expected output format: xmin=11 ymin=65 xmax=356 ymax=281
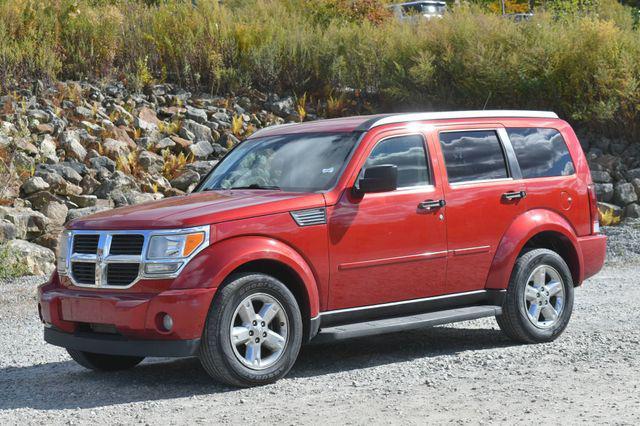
xmin=0 ymin=326 xmax=516 ymax=411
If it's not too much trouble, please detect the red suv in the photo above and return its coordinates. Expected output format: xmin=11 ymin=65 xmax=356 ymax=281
xmin=38 ymin=111 xmax=606 ymax=387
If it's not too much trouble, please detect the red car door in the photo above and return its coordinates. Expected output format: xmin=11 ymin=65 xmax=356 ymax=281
xmin=431 ymin=124 xmax=526 ymax=294
xmin=327 ymin=130 xmax=448 ymax=310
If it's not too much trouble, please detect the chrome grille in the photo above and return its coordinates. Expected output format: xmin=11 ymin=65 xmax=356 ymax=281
xmin=106 ymin=263 xmax=140 ymax=286
xmin=290 ymin=208 xmax=327 ymax=226
xmin=109 ymin=235 xmax=144 ymax=255
xmin=71 ymin=262 xmax=96 ymax=285
xmin=63 ymin=226 xmax=210 ymax=289
xmin=73 ymin=235 xmax=99 ymax=254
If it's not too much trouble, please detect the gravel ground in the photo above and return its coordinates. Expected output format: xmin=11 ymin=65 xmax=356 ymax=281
xmin=1 ymin=227 xmax=639 ymax=425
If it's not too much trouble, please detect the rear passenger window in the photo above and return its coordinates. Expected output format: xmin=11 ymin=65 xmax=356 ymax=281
xmin=507 ymin=128 xmax=575 ymax=178
xmin=438 ymin=130 xmax=509 ymax=184
xmin=363 ymin=134 xmax=430 ymax=188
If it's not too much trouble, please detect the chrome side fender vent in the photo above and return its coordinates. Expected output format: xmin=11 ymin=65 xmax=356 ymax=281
xmin=290 ymin=208 xmax=327 ymax=226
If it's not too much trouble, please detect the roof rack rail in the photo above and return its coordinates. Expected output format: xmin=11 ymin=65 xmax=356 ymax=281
xmin=357 ymin=110 xmax=559 ymax=131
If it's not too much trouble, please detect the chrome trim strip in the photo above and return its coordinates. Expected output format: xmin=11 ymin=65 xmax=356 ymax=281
xmin=338 ymin=250 xmax=447 ymax=271
xmin=366 ymin=110 xmax=558 ymax=130
xmin=63 ymin=226 xmax=210 ymax=289
xmin=320 ymin=289 xmax=492 ymax=316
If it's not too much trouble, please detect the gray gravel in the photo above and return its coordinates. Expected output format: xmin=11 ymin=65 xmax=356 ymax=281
xmin=1 ymin=227 xmax=639 ymax=424
xmin=603 ymin=220 xmax=640 ymax=262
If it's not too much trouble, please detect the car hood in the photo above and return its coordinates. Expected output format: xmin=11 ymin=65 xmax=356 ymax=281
xmin=68 ymin=190 xmax=326 ymax=230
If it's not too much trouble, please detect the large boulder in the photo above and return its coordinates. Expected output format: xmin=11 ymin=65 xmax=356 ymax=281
xmin=93 ymin=171 xmax=140 ymax=199
xmin=135 ymin=107 xmax=160 ymax=132
xmin=35 ymin=170 xmax=82 ymax=196
xmin=594 ymin=183 xmax=614 ymax=203
xmin=138 ymin=150 xmax=164 ymax=175
xmin=39 ymin=135 xmax=59 ymax=163
xmin=626 ymin=168 xmax=640 ymax=181
xmin=110 ymin=190 xmax=163 ymax=207
xmin=624 ymin=203 xmax=640 ymax=219
xmin=590 ymin=170 xmax=612 ymax=184
xmin=0 ymin=219 xmax=17 ymax=243
xmin=170 ymin=170 xmax=200 ymax=192
xmin=188 ymin=140 xmax=214 ymax=159
xmin=60 ymin=130 xmax=87 ymax=161
xmin=614 ymin=182 xmax=638 ymax=206
xmin=21 ymin=177 xmax=50 ymax=196
xmin=66 ymin=206 xmax=111 ymax=223
xmin=182 ymin=119 xmax=213 ymax=143
xmin=0 ymin=206 xmax=50 ymax=240
xmin=102 ymin=138 xmax=131 ymax=159
xmin=187 ymin=160 xmax=218 ymax=176
xmin=185 ymin=106 xmax=208 ymax=124
xmin=4 ymin=239 xmax=55 ymax=276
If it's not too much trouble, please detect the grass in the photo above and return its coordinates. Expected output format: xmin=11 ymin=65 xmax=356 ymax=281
xmin=1 ymin=0 xmax=640 ymax=136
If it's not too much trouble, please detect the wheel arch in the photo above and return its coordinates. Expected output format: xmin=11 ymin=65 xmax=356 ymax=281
xmin=486 ymin=209 xmax=583 ymax=290
xmin=177 ymin=236 xmax=321 ymax=339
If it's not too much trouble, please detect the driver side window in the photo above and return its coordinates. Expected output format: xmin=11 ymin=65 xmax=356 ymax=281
xmin=361 ymin=134 xmax=430 ymax=188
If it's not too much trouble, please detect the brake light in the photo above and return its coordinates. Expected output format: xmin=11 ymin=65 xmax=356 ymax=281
xmin=587 ymin=184 xmax=600 ymax=234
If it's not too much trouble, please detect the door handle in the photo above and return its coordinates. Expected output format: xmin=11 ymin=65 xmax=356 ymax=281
xmin=502 ymin=191 xmax=527 ymax=201
xmin=418 ymin=199 xmax=446 ymax=211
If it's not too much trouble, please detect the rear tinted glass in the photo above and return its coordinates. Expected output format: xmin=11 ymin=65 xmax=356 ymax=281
xmin=363 ymin=134 xmax=430 ymax=188
xmin=507 ymin=128 xmax=575 ymax=178
xmin=438 ymin=130 xmax=509 ymax=184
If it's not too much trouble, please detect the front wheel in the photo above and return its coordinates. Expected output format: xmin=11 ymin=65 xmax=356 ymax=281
xmin=67 ymin=349 xmax=144 ymax=371
xmin=496 ymin=248 xmax=574 ymax=344
xmin=199 ymin=273 xmax=303 ymax=387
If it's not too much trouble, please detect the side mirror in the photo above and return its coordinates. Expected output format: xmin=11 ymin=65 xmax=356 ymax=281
xmin=355 ymin=165 xmax=398 ymax=195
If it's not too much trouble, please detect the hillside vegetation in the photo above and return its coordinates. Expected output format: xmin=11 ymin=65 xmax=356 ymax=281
xmin=1 ymin=0 xmax=640 ymax=135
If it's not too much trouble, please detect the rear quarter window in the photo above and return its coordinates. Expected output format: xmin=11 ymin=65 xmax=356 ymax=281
xmin=438 ymin=130 xmax=509 ymax=184
xmin=507 ymin=128 xmax=575 ymax=179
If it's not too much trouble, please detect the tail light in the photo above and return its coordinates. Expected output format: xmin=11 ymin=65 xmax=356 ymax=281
xmin=587 ymin=184 xmax=600 ymax=234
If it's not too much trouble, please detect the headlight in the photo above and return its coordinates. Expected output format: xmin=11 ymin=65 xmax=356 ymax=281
xmin=147 ymin=232 xmax=206 ymax=260
xmin=57 ymin=231 xmax=71 ymax=275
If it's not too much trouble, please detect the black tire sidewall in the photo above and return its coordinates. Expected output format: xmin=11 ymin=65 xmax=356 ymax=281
xmin=203 ymin=273 xmax=303 ymax=385
xmin=513 ymin=250 xmax=574 ymax=341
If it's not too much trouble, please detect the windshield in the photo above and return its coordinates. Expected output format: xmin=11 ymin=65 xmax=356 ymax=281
xmin=198 ymin=132 xmax=360 ymax=193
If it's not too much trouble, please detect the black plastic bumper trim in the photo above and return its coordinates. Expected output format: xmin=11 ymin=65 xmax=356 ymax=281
xmin=44 ymin=328 xmax=200 ymax=358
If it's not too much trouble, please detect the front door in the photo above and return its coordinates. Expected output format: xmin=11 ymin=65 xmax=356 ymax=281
xmin=327 ymin=132 xmax=448 ymax=310
xmin=432 ymin=125 xmax=526 ymax=294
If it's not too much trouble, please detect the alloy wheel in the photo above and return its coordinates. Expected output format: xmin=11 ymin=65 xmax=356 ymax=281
xmin=523 ymin=265 xmax=565 ymax=329
xmin=229 ymin=293 xmax=289 ymax=370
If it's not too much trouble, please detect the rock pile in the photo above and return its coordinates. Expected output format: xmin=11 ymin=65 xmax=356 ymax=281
xmin=580 ymin=131 xmax=640 ymax=222
xmin=0 ymin=81 xmax=304 ymax=275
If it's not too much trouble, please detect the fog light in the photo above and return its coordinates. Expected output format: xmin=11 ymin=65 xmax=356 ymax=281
xmin=145 ymin=262 xmax=182 ymax=275
xmin=162 ymin=314 xmax=174 ymax=332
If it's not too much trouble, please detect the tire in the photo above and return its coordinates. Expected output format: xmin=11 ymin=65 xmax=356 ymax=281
xmin=67 ymin=349 xmax=144 ymax=371
xmin=496 ymin=248 xmax=574 ymax=344
xmin=199 ymin=273 xmax=303 ymax=387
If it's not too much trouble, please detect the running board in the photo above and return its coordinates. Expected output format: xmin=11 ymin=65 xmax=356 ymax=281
xmin=311 ymin=305 xmax=501 ymax=344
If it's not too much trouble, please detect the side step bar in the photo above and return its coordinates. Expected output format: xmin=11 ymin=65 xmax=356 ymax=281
xmin=312 ymin=305 xmax=501 ymax=344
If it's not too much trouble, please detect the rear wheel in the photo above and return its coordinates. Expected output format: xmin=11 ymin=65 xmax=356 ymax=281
xmin=496 ymin=248 xmax=574 ymax=343
xmin=199 ymin=273 xmax=303 ymax=387
xmin=67 ymin=349 xmax=144 ymax=371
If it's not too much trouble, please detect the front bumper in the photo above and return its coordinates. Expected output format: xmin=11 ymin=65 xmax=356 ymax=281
xmin=44 ymin=328 xmax=200 ymax=357
xmin=38 ymin=275 xmax=216 ymax=356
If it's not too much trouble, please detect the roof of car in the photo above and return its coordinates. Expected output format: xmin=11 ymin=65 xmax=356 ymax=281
xmin=248 ymin=110 xmax=559 ymax=139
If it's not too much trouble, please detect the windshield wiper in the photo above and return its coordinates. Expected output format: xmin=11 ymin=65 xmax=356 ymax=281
xmin=227 ymin=184 xmax=281 ymax=190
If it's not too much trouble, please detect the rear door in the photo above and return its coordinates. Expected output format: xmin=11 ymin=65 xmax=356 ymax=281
xmin=432 ymin=124 xmax=526 ymax=294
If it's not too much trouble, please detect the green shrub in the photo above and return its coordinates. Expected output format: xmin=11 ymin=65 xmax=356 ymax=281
xmin=0 ymin=244 xmax=30 ymax=279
